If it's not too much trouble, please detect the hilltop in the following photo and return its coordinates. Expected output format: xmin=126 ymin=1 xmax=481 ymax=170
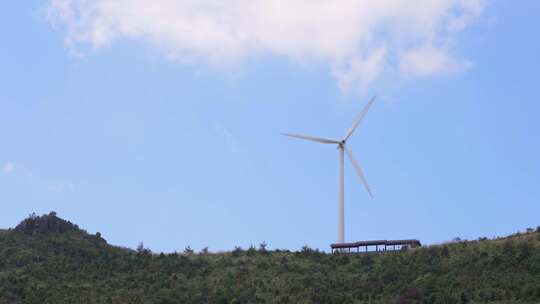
xmin=0 ymin=213 xmax=539 ymax=304
xmin=13 ymin=212 xmax=80 ymax=235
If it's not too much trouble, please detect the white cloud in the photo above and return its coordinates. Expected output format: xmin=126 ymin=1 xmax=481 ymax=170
xmin=47 ymin=0 xmax=486 ymax=91
xmin=1 ymin=161 xmax=15 ymax=174
xmin=332 ymin=47 xmax=386 ymax=92
xmin=399 ymin=45 xmax=471 ymax=77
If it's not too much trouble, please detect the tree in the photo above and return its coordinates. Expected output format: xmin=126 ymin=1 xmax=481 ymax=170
xmin=259 ymin=241 xmax=268 ymax=253
xmin=184 ymin=246 xmax=194 ymax=255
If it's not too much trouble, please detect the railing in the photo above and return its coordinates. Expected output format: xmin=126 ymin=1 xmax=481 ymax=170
xmin=330 ymin=239 xmax=421 ymax=253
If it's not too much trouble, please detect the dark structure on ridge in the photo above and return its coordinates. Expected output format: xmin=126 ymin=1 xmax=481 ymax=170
xmin=331 ymin=239 xmax=422 ymax=253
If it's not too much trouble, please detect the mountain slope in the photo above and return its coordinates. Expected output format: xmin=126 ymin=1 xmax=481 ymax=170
xmin=0 ymin=213 xmax=539 ymax=304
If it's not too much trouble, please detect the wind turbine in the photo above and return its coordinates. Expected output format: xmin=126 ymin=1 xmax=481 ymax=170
xmin=282 ymin=96 xmax=376 ymax=244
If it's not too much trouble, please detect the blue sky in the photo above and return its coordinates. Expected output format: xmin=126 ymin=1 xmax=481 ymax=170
xmin=1 ymin=1 xmax=539 ymax=252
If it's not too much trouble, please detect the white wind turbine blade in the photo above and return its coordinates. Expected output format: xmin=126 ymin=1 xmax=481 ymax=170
xmin=281 ymin=133 xmax=340 ymax=144
xmin=343 ymin=96 xmax=376 ymax=142
xmin=344 ymin=146 xmax=373 ymax=198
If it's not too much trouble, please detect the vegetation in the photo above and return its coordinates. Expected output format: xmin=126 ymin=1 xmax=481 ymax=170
xmin=0 ymin=212 xmax=539 ymax=304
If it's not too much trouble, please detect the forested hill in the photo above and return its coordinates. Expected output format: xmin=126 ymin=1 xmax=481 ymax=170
xmin=0 ymin=213 xmax=539 ymax=304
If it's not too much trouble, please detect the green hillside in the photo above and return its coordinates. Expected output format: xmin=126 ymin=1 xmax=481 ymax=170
xmin=0 ymin=213 xmax=539 ymax=304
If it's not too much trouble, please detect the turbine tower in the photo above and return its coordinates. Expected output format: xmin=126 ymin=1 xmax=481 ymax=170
xmin=282 ymin=96 xmax=376 ymax=244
